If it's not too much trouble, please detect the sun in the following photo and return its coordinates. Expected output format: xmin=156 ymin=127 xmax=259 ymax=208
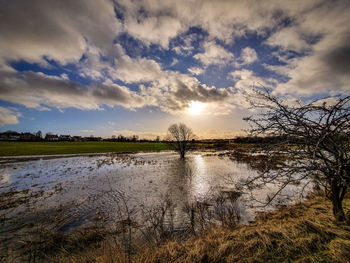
xmin=188 ymin=101 xmax=205 ymax=115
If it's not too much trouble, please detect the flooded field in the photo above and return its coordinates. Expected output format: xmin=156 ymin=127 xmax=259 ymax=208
xmin=0 ymin=151 xmax=307 ymax=259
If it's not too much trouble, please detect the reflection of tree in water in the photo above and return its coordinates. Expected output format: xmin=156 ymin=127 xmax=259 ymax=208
xmin=163 ymin=157 xmax=193 ymax=228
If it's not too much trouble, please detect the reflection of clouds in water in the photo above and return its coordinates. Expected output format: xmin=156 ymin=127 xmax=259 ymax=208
xmin=0 ymin=171 xmax=11 ymax=185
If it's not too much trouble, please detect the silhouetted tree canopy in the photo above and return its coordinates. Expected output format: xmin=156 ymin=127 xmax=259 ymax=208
xmin=243 ymin=88 xmax=350 ymax=222
xmin=167 ymin=123 xmax=195 ymax=158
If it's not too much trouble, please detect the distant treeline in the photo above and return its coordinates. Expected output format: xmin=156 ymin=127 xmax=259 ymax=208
xmin=0 ymin=130 xmax=162 ymax=143
xmin=232 ymin=135 xmax=292 ymax=144
xmin=5 ymin=131 xmax=338 ymax=144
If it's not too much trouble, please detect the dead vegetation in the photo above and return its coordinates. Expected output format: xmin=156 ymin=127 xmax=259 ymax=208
xmin=10 ymin=194 xmax=344 ymax=262
xmin=135 ymin=195 xmax=350 ymax=263
xmin=20 ymin=194 xmax=349 ymax=263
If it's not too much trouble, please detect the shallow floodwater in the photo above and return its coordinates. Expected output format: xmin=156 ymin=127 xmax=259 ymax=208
xmin=0 ymin=151 xmax=305 ymax=246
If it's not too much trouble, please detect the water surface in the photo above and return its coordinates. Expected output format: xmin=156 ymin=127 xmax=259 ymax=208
xmin=0 ymin=151 xmax=305 ymax=243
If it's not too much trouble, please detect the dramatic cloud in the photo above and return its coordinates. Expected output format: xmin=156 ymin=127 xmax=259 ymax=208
xmin=117 ymin=0 xmax=318 ymax=45
xmin=0 ymin=107 xmax=21 ymax=126
xmin=0 ymin=71 xmax=149 ymax=110
xmin=140 ymin=71 xmax=234 ymax=114
xmin=75 ymin=42 xmax=233 ymax=113
xmin=0 ymin=0 xmax=349 ymax=136
xmin=0 ymin=0 xmax=121 ymax=68
xmin=0 ymin=68 xmax=235 ymax=115
xmin=263 ymin=1 xmax=350 ymax=95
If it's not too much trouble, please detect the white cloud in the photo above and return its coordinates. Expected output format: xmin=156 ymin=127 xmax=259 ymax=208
xmin=234 ymin=47 xmax=258 ymax=67
xmin=265 ymin=27 xmax=310 ymax=53
xmin=188 ymin=67 xmax=205 ymax=75
xmin=124 ymin=15 xmax=184 ymax=49
xmin=172 ymin=32 xmax=198 ymax=56
xmin=107 ymin=44 xmax=164 ymax=84
xmin=230 ymin=69 xmax=278 ymax=91
xmin=117 ymin=0 xmax=319 ymax=45
xmin=169 ymin=58 xmax=179 ymax=67
xmin=194 ymin=41 xmax=234 ymax=66
xmin=0 ymin=107 xmax=21 ymax=126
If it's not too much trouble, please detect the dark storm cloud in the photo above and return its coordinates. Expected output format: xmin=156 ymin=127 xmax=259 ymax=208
xmin=0 ymin=0 xmax=120 ymax=68
xmin=323 ymin=44 xmax=350 ymax=75
xmin=0 ymin=71 xmax=147 ymax=110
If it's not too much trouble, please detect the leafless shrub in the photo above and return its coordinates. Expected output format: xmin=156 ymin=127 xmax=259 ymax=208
xmin=213 ymin=191 xmax=242 ymax=228
xmin=183 ymin=199 xmax=212 ymax=234
xmin=139 ymin=195 xmax=176 ymax=244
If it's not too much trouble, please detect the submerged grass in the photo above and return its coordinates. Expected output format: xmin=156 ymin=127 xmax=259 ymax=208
xmin=0 ymin=141 xmax=170 ymax=156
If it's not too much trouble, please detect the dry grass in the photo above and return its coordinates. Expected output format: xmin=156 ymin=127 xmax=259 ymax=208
xmin=26 ymin=195 xmax=350 ymax=263
xmin=134 ymin=195 xmax=350 ymax=263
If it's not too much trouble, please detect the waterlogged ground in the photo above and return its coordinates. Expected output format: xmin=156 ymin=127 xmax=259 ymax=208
xmin=0 ymin=151 xmax=306 ymax=258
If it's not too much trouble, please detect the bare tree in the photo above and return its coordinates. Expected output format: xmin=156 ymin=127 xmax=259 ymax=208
xmin=243 ymin=88 xmax=350 ymax=222
xmin=167 ymin=123 xmax=195 ymax=158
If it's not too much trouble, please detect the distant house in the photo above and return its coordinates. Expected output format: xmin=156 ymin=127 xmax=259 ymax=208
xmin=45 ymin=134 xmax=59 ymax=141
xmin=0 ymin=131 xmax=21 ymax=141
xmin=72 ymin=136 xmax=82 ymax=141
xmin=36 ymin=131 xmax=42 ymax=139
xmin=59 ymin=135 xmax=71 ymax=141
xmin=20 ymin=132 xmax=37 ymax=141
xmin=85 ymin=136 xmax=102 ymax=141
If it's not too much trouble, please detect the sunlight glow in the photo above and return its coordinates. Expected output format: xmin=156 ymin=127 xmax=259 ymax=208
xmin=188 ymin=101 xmax=205 ymax=115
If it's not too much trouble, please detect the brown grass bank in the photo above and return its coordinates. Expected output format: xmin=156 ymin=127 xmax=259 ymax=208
xmin=51 ymin=195 xmax=350 ymax=263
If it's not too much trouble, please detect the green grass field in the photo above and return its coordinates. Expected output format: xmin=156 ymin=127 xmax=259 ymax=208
xmin=0 ymin=141 xmax=170 ymax=156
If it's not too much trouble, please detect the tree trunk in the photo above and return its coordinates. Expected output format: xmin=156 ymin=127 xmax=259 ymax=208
xmin=331 ymin=196 xmax=346 ymax=222
xmin=330 ymin=179 xmax=346 ymax=222
xmin=180 ymin=151 xmax=185 ymax=158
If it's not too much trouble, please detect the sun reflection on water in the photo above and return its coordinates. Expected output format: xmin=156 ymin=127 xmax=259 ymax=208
xmin=190 ymin=154 xmax=211 ymax=199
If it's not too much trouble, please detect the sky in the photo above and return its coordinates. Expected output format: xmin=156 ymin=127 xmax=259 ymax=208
xmin=0 ymin=0 xmax=349 ymax=139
